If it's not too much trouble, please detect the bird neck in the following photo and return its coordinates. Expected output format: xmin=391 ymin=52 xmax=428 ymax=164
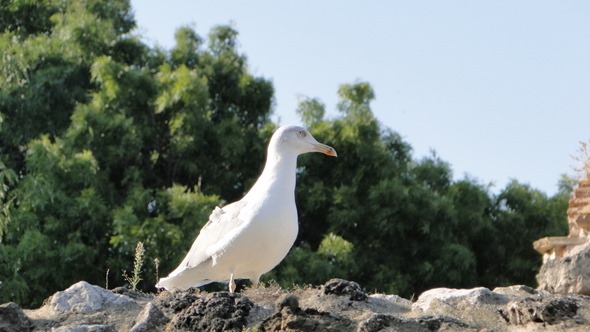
xmin=246 ymin=151 xmax=298 ymax=199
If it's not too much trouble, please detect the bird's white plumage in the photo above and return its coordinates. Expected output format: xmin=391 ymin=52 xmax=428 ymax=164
xmin=156 ymin=125 xmax=336 ymax=291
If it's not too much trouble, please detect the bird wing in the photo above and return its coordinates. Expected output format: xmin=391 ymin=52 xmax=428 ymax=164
xmin=180 ymin=199 xmax=250 ymax=269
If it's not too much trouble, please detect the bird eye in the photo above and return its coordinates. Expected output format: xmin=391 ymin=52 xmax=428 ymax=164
xmin=298 ymin=130 xmax=307 ymax=137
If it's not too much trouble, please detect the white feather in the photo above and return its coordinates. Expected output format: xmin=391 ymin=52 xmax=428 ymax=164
xmin=156 ymin=125 xmax=336 ymax=291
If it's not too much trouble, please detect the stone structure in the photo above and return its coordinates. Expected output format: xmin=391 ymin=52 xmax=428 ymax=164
xmin=535 ymin=177 xmax=590 ymax=295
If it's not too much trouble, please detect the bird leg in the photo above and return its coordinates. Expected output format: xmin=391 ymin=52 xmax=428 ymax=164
xmin=250 ymin=277 xmax=260 ymax=289
xmin=229 ymin=273 xmax=236 ymax=293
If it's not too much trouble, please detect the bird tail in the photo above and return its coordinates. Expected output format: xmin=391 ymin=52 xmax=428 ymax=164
xmin=155 ymin=266 xmax=215 ymax=291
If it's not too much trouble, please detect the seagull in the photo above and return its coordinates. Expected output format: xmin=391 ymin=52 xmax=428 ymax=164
xmin=156 ymin=125 xmax=337 ymax=292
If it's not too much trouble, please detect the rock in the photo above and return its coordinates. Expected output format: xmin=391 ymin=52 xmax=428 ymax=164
xmin=413 ymin=287 xmax=508 ymax=311
xmin=156 ymin=288 xmax=200 ymax=313
xmin=500 ymin=295 xmax=583 ymax=326
xmin=260 ymin=302 xmax=355 ymax=331
xmin=26 ymin=283 xmax=146 ymax=331
xmin=370 ymin=293 xmax=412 ymax=306
xmin=111 ymin=286 xmax=153 ymax=302
xmin=50 ymin=281 xmax=135 ymax=314
xmin=322 ymin=278 xmax=368 ymax=301
xmin=358 ymin=313 xmax=475 ymax=332
xmin=51 ymin=324 xmax=114 ymax=332
xmin=8 ymin=279 xmax=590 ymax=331
xmin=413 ymin=315 xmax=475 ymax=331
xmin=129 ymin=302 xmax=169 ymax=332
xmin=169 ymin=291 xmax=254 ymax=331
xmin=275 ymin=294 xmax=300 ymax=312
xmin=493 ymin=284 xmax=542 ymax=297
xmin=358 ymin=313 xmax=421 ymax=332
xmin=0 ymin=302 xmax=33 ymax=332
xmin=537 ymin=243 xmax=590 ymax=295
xmin=412 ymin=287 xmax=510 ymax=329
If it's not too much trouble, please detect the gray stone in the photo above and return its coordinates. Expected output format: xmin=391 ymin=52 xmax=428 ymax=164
xmin=493 ymin=284 xmax=543 ymax=298
xmin=50 ymin=281 xmax=135 ymax=314
xmin=500 ymin=296 xmax=580 ymax=325
xmin=537 ymin=243 xmax=590 ymax=295
xmin=369 ymin=293 xmax=413 ymax=307
xmin=322 ymin=278 xmax=368 ymax=301
xmin=129 ymin=302 xmax=169 ymax=332
xmin=275 ymin=294 xmax=300 ymax=312
xmin=260 ymin=303 xmax=355 ymax=331
xmin=358 ymin=313 xmax=427 ymax=332
xmin=8 ymin=279 xmax=590 ymax=331
xmin=170 ymin=291 xmax=254 ymax=331
xmin=51 ymin=324 xmax=113 ymax=332
xmin=0 ymin=302 xmax=33 ymax=332
xmin=413 ymin=287 xmax=508 ymax=312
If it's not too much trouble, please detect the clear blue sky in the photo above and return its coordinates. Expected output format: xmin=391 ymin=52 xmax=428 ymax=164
xmin=130 ymin=1 xmax=590 ymax=196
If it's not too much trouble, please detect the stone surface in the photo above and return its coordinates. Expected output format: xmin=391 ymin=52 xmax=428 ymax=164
xmin=260 ymin=294 xmax=355 ymax=332
xmin=413 ymin=287 xmax=508 ymax=311
xmin=26 ymin=281 xmax=146 ymax=331
xmin=6 ymin=280 xmax=590 ymax=331
xmin=51 ymin=324 xmax=114 ymax=332
xmin=129 ymin=302 xmax=169 ymax=332
xmin=500 ymin=296 xmax=580 ymax=325
xmin=537 ymin=243 xmax=590 ymax=295
xmin=165 ymin=291 xmax=254 ymax=331
xmin=322 ymin=278 xmax=368 ymax=301
xmin=50 ymin=281 xmax=135 ymax=314
xmin=0 ymin=302 xmax=33 ymax=332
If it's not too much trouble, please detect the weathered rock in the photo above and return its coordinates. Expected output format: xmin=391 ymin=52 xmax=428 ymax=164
xmin=412 ymin=287 xmax=510 ymax=328
xmin=129 ymin=302 xmax=169 ymax=332
xmin=50 ymin=281 xmax=135 ymax=314
xmin=413 ymin=287 xmax=508 ymax=311
xmin=500 ymin=296 xmax=581 ymax=325
xmin=493 ymin=284 xmax=542 ymax=298
xmin=51 ymin=324 xmax=114 ymax=332
xmin=260 ymin=297 xmax=355 ymax=331
xmin=358 ymin=313 xmax=421 ymax=332
xmin=111 ymin=286 xmax=153 ymax=302
xmin=0 ymin=302 xmax=33 ymax=332
xmin=26 ymin=282 xmax=146 ymax=331
xmin=169 ymin=291 xmax=254 ymax=331
xmin=359 ymin=313 xmax=475 ymax=332
xmin=322 ymin=278 xmax=368 ymax=301
xmin=7 ymin=279 xmax=590 ymax=331
xmin=537 ymin=243 xmax=590 ymax=295
xmin=156 ymin=288 xmax=200 ymax=314
xmin=275 ymin=294 xmax=300 ymax=312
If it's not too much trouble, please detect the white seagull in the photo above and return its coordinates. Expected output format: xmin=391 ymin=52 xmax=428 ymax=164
xmin=156 ymin=125 xmax=337 ymax=292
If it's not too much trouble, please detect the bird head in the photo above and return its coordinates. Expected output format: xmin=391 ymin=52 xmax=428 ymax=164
xmin=272 ymin=125 xmax=337 ymax=157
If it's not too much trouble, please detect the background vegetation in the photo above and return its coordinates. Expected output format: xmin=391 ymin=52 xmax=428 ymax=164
xmin=0 ymin=0 xmax=569 ymax=307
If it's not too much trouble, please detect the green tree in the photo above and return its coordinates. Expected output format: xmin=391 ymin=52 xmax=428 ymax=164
xmin=273 ymin=81 xmax=567 ymax=298
xmin=0 ymin=1 xmax=274 ymax=307
xmin=483 ymin=181 xmax=568 ymax=286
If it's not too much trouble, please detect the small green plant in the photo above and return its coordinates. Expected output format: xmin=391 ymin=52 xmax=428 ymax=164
xmin=122 ymin=241 xmax=145 ymax=291
xmin=154 ymin=257 xmax=160 ymax=283
xmin=105 ymin=268 xmax=110 ymax=290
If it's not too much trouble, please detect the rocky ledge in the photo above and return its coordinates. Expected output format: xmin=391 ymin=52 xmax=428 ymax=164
xmin=2 ymin=278 xmax=590 ymax=331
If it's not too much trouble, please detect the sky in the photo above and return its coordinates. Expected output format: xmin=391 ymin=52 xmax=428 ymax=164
xmin=130 ymin=1 xmax=590 ymax=196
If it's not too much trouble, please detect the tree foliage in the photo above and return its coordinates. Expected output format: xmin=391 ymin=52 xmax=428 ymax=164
xmin=269 ymin=82 xmax=568 ymax=297
xmin=0 ymin=0 xmax=568 ymax=307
